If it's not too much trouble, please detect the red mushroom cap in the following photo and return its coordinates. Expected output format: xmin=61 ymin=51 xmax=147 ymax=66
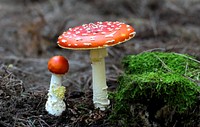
xmin=48 ymin=56 xmax=69 ymax=74
xmin=57 ymin=21 xmax=136 ymax=50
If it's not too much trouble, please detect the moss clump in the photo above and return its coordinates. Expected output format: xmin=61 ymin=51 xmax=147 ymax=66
xmin=110 ymin=52 xmax=200 ymax=126
xmin=122 ymin=52 xmax=200 ymax=80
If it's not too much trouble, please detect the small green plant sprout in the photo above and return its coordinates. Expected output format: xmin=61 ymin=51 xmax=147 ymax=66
xmin=110 ymin=52 xmax=200 ymax=124
xmin=46 ymin=56 xmax=69 ymax=116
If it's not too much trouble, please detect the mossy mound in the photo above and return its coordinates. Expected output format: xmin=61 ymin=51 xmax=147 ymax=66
xmin=122 ymin=52 xmax=200 ymax=79
xmin=110 ymin=52 xmax=200 ymax=126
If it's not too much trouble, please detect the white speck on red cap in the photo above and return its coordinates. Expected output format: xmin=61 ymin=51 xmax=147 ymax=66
xmin=61 ymin=39 xmax=67 ymax=43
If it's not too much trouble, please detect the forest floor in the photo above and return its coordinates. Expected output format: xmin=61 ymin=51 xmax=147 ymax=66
xmin=0 ymin=0 xmax=199 ymax=126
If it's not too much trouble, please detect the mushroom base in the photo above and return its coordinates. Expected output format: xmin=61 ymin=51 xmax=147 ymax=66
xmin=45 ymin=98 xmax=66 ymax=116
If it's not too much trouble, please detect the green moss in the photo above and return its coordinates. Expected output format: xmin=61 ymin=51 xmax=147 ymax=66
xmin=110 ymin=52 xmax=200 ymax=126
xmin=122 ymin=52 xmax=200 ymax=79
xmin=117 ymin=72 xmax=199 ymax=111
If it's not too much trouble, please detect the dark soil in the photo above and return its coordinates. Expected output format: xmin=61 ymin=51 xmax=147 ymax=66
xmin=0 ymin=0 xmax=200 ymax=126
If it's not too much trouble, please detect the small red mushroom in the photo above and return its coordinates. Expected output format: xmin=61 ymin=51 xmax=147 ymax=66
xmin=46 ymin=56 xmax=69 ymax=116
xmin=57 ymin=21 xmax=136 ymax=110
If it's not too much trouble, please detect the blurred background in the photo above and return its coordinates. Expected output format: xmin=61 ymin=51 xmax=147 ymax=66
xmin=0 ymin=0 xmax=200 ymax=92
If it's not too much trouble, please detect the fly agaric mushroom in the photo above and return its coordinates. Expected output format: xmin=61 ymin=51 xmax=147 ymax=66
xmin=46 ymin=56 xmax=69 ymax=116
xmin=57 ymin=21 xmax=136 ymax=110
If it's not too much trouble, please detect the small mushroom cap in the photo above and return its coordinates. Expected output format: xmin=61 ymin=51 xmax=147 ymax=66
xmin=48 ymin=56 xmax=69 ymax=74
xmin=57 ymin=21 xmax=136 ymax=50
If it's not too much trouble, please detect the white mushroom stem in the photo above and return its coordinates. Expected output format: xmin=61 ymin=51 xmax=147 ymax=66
xmin=45 ymin=74 xmax=66 ymax=116
xmin=90 ymin=48 xmax=110 ymax=110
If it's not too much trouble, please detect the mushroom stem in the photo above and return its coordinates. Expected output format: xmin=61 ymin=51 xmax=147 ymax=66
xmin=90 ymin=48 xmax=110 ymax=110
xmin=45 ymin=74 xmax=66 ymax=116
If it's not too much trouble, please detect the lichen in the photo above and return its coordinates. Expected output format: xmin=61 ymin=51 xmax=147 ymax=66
xmin=110 ymin=52 xmax=200 ymax=126
xmin=52 ymin=86 xmax=66 ymax=100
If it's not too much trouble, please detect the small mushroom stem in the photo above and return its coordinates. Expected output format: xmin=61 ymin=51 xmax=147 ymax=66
xmin=45 ymin=74 xmax=66 ymax=116
xmin=90 ymin=48 xmax=110 ymax=110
